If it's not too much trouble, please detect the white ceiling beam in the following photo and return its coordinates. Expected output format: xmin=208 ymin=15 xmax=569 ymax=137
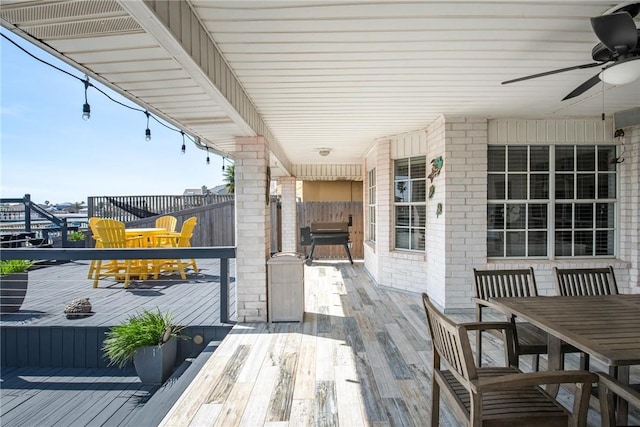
xmin=117 ymin=0 xmax=292 ymax=175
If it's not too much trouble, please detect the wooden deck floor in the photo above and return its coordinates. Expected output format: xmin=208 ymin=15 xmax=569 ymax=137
xmin=1 ymin=366 xmax=157 ymax=426
xmin=0 ymin=258 xmax=235 ymax=328
xmin=1 ymin=258 xmax=235 ymax=369
xmin=0 ymin=341 xmax=219 ymax=427
xmin=0 ymin=256 xmax=235 ymax=426
xmin=161 ymin=261 xmax=639 ymax=427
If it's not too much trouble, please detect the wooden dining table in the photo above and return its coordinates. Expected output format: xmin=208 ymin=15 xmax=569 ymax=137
xmin=483 ymin=294 xmax=640 ymax=424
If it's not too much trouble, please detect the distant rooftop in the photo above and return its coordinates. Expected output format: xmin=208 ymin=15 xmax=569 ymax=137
xmin=183 ymin=185 xmax=228 ymax=196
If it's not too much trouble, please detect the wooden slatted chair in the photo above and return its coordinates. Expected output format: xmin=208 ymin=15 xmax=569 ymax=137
xmin=422 ymin=293 xmax=596 ymax=427
xmin=553 ymin=266 xmax=618 ymax=371
xmin=474 ymin=268 xmax=577 ymax=371
xmin=93 ymin=219 xmax=146 ymax=288
xmin=553 ymin=266 xmax=618 ymax=297
xmin=152 ymin=216 xmax=198 ymax=280
xmin=596 ymin=371 xmax=640 ymax=427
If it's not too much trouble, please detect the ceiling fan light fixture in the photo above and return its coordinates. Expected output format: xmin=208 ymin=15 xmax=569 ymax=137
xmin=599 ymin=58 xmax=640 ymax=85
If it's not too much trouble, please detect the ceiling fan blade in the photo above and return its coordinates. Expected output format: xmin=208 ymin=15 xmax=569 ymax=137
xmin=604 ymin=1 xmax=640 ymax=18
xmin=502 ymin=62 xmax=603 ymax=85
xmin=590 ymin=12 xmax=638 ymax=52
xmin=562 ymin=74 xmax=602 ymax=100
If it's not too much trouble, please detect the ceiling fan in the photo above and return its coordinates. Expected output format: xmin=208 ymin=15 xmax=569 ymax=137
xmin=502 ymin=1 xmax=640 ymax=100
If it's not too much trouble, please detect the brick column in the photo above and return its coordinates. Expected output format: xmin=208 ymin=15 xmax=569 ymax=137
xmin=279 ymin=176 xmax=297 ymax=253
xmin=376 ymin=139 xmax=392 ymax=285
xmin=621 ymin=125 xmax=640 ymax=293
xmin=234 ymin=136 xmax=270 ymax=322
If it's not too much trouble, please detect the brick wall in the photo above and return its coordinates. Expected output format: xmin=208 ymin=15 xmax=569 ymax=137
xmin=376 ymin=139 xmax=393 ymax=286
xmin=363 ymin=117 xmax=639 ymax=311
xmin=279 ymin=176 xmax=297 ymax=253
xmin=442 ymin=116 xmax=488 ymax=308
xmin=619 ymin=125 xmax=640 ymax=293
xmin=424 ymin=116 xmax=447 ymax=305
xmin=234 ymin=137 xmax=270 ymax=322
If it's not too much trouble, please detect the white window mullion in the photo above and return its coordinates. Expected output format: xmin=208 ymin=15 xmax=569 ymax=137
xmin=549 ymin=146 xmax=556 ymax=261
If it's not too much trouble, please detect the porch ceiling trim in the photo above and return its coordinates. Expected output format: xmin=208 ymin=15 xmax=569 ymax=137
xmin=292 ymin=164 xmax=363 ymax=181
xmin=119 ymin=0 xmax=292 ymax=173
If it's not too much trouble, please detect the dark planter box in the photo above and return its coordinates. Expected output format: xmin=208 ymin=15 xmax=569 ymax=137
xmin=133 ymin=338 xmax=177 ymax=384
xmin=0 ymin=272 xmax=28 ymax=313
xmin=65 ymin=240 xmax=86 ymax=248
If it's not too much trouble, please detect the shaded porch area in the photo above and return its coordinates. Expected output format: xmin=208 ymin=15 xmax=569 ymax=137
xmin=161 ymin=262 xmax=639 ymax=426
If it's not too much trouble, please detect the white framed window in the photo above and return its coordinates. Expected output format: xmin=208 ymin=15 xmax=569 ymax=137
xmin=487 ymin=145 xmax=617 ymax=258
xmin=394 ymin=156 xmax=426 ymax=251
xmin=367 ymin=168 xmax=376 ymax=242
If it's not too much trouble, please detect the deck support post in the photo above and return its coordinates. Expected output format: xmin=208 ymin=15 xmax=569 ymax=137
xmin=233 ymin=136 xmax=270 ymax=322
xmin=220 ymin=258 xmax=229 ymax=323
xmin=279 ymin=176 xmax=297 ymax=253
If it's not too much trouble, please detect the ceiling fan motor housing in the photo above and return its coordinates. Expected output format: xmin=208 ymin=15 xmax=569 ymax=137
xmin=591 ymin=30 xmax=640 ymax=62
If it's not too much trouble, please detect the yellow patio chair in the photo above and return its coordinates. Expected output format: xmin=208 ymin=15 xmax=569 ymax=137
xmin=152 ymin=216 xmax=198 ymax=280
xmin=152 ymin=215 xmax=179 ymax=247
xmin=155 ymin=215 xmax=177 ymax=232
xmin=93 ymin=219 xmax=147 ymax=288
xmin=87 ymin=217 xmax=109 ymax=280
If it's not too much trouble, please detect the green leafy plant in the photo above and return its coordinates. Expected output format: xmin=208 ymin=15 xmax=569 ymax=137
xmin=0 ymin=260 xmax=33 ymax=276
xmin=223 ymin=163 xmax=235 ymax=194
xmin=68 ymin=231 xmax=86 ymax=241
xmin=103 ymin=309 xmax=186 ymax=368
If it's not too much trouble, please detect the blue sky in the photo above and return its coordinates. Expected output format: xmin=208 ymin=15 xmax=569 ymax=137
xmin=1 ymin=30 xmax=225 ymax=205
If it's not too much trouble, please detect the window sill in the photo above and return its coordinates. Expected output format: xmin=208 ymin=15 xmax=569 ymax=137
xmin=391 ymin=249 xmax=427 ymax=262
xmin=488 ymin=258 xmax=631 ymax=269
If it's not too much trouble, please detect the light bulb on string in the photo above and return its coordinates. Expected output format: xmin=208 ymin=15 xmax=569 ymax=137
xmin=81 ymin=76 xmax=91 ymax=121
xmin=206 ymin=147 xmax=210 ymax=165
xmin=222 ymin=157 xmax=226 ymax=171
xmin=1 ymin=33 xmax=225 ymax=155
xmin=144 ymin=111 xmax=151 ymax=141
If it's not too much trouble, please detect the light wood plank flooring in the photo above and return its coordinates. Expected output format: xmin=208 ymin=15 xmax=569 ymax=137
xmin=161 ymin=261 xmax=638 ymax=427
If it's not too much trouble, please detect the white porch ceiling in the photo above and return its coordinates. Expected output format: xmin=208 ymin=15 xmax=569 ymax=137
xmin=1 ymin=1 xmax=639 ymax=180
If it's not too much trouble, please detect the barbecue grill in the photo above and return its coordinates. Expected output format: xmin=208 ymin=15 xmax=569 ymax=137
xmin=300 ymin=221 xmax=353 ymax=266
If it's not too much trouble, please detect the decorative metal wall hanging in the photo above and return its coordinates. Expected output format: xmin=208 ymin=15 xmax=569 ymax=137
xmin=428 ymin=156 xmax=443 ymax=182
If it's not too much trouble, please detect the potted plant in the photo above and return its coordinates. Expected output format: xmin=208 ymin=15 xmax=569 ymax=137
xmin=66 ymin=231 xmax=86 ymax=248
xmin=102 ymin=309 xmax=186 ymax=384
xmin=0 ymin=260 xmax=33 ymax=313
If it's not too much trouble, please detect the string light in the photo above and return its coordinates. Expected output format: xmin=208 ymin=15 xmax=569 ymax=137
xmin=82 ymin=76 xmax=91 ymax=121
xmin=206 ymin=147 xmax=210 ymax=165
xmin=222 ymin=157 xmax=226 ymax=171
xmin=144 ymin=110 xmax=151 ymax=141
xmin=1 ymin=32 xmax=213 ymax=156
